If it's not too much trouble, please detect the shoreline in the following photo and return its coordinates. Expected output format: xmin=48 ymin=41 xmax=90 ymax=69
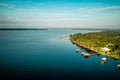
xmin=69 ymin=37 xmax=120 ymax=60
xmin=69 ymin=38 xmax=100 ymax=54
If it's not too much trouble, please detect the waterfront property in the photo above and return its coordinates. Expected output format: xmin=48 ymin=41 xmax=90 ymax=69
xmin=70 ymin=30 xmax=120 ymax=60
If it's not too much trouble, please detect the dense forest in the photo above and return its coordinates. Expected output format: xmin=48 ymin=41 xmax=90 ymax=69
xmin=70 ymin=30 xmax=120 ymax=59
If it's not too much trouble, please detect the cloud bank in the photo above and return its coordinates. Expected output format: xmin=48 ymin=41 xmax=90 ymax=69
xmin=79 ymin=6 xmax=120 ymax=13
xmin=0 ymin=1 xmax=120 ymax=29
xmin=0 ymin=3 xmax=14 ymax=8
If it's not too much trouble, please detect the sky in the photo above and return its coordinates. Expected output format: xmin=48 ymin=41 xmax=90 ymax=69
xmin=0 ymin=0 xmax=120 ymax=29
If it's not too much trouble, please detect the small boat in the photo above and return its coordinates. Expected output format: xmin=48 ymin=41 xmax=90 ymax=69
xmin=75 ymin=49 xmax=80 ymax=52
xmin=117 ymin=64 xmax=120 ymax=70
xmin=83 ymin=53 xmax=91 ymax=58
xmin=101 ymin=57 xmax=107 ymax=63
xmin=101 ymin=57 xmax=107 ymax=62
xmin=81 ymin=52 xmax=85 ymax=55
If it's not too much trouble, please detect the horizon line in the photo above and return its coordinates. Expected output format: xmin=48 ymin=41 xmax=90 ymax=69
xmin=0 ymin=28 xmax=120 ymax=30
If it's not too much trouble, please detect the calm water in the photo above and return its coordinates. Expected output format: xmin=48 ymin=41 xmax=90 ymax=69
xmin=0 ymin=29 xmax=120 ymax=80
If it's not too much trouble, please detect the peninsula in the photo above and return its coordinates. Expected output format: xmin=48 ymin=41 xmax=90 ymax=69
xmin=69 ymin=30 xmax=120 ymax=59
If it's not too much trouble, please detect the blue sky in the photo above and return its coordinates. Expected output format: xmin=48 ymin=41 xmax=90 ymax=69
xmin=0 ymin=0 xmax=120 ymax=28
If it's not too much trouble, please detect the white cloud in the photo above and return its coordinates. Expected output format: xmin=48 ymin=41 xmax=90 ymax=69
xmin=0 ymin=3 xmax=120 ymax=28
xmin=0 ymin=2 xmax=27 ymax=13
xmin=35 ymin=3 xmax=45 ymax=6
xmin=101 ymin=6 xmax=120 ymax=12
xmin=16 ymin=8 xmax=26 ymax=11
xmin=38 ymin=3 xmax=45 ymax=6
xmin=0 ymin=3 xmax=14 ymax=8
xmin=78 ymin=6 xmax=120 ymax=13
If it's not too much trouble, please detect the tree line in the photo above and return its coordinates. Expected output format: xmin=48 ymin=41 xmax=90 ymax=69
xmin=70 ymin=30 xmax=120 ymax=59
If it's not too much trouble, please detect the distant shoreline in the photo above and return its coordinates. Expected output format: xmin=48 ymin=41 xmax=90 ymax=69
xmin=0 ymin=28 xmax=120 ymax=30
xmin=0 ymin=28 xmax=48 ymax=30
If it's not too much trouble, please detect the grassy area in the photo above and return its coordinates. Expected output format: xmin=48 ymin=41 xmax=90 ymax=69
xmin=69 ymin=30 xmax=120 ymax=59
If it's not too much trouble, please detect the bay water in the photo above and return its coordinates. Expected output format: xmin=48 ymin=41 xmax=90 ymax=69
xmin=0 ymin=29 xmax=119 ymax=80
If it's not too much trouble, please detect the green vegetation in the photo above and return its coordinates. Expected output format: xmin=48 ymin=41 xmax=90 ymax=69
xmin=70 ymin=30 xmax=120 ymax=59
